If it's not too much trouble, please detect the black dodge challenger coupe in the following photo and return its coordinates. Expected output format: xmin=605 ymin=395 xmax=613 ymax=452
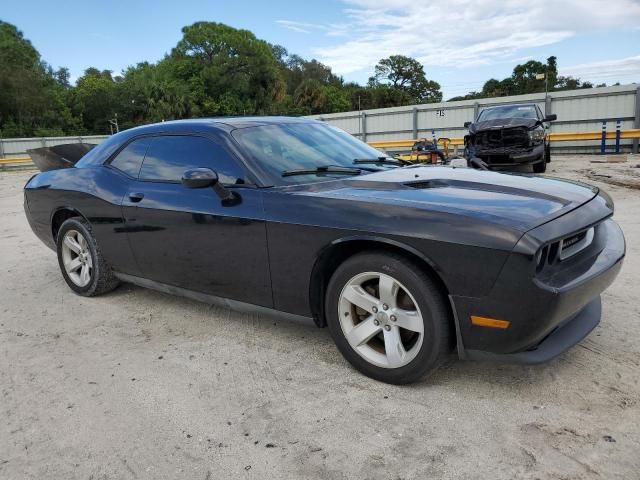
xmin=24 ymin=117 xmax=625 ymax=384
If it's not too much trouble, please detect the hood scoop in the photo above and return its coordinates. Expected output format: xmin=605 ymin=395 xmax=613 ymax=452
xmin=405 ymin=179 xmax=448 ymax=189
xmin=404 ymin=178 xmax=566 ymax=204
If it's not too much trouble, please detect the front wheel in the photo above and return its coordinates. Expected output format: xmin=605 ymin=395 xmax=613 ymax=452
xmin=325 ymin=252 xmax=452 ymax=384
xmin=533 ymin=159 xmax=547 ymax=173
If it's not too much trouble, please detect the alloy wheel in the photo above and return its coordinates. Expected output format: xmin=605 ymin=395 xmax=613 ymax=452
xmin=338 ymin=272 xmax=425 ymax=368
xmin=61 ymin=229 xmax=93 ymax=287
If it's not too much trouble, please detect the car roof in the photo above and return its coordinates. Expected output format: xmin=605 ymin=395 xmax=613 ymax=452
xmin=75 ymin=116 xmax=324 ymax=167
xmin=120 ymin=116 xmax=322 ymax=137
xmin=481 ymin=103 xmax=538 ymax=110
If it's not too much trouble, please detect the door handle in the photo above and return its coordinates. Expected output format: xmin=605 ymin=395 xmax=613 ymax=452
xmin=128 ymin=192 xmax=145 ymax=203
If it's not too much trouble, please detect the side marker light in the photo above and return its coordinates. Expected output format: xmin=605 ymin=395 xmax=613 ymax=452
xmin=470 ymin=316 xmax=510 ymax=329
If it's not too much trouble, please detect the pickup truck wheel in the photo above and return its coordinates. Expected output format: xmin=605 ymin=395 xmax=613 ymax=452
xmin=533 ymin=159 xmax=547 ymax=173
xmin=325 ymin=252 xmax=452 ymax=384
xmin=56 ymin=217 xmax=119 ymax=296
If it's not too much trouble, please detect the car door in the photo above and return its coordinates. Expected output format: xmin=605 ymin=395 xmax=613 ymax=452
xmin=122 ymin=133 xmax=272 ymax=308
xmin=98 ymin=136 xmax=153 ymax=277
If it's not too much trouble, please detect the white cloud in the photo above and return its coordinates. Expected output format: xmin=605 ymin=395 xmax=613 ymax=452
xmin=560 ymin=56 xmax=640 ymax=84
xmin=277 ymin=20 xmax=352 ymax=37
xmin=278 ymin=0 xmax=640 ymax=76
xmin=276 ymin=20 xmax=325 ymax=34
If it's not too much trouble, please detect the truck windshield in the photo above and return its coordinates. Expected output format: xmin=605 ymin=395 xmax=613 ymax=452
xmin=478 ymin=105 xmax=538 ymax=121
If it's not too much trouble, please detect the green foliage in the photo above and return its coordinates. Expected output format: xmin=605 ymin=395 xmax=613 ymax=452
xmin=345 ymin=84 xmax=414 ymax=110
xmin=72 ymin=69 xmax=119 ymax=133
xmin=0 ymin=19 xmax=605 ymax=137
xmin=373 ymin=55 xmax=442 ymax=103
xmin=448 ymin=56 xmax=594 ymax=101
xmin=0 ymin=20 xmax=76 ymax=137
xmin=171 ymin=22 xmax=285 ymax=114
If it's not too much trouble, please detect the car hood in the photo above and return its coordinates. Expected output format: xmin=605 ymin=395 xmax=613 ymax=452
xmin=290 ymin=166 xmax=598 ymax=232
xmin=469 ymin=118 xmax=539 ymax=134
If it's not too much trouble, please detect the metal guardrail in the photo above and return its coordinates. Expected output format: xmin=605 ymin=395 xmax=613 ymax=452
xmin=1 ymin=128 xmax=638 ymax=170
xmin=369 ymin=129 xmax=640 ymax=154
xmin=0 ymin=157 xmax=35 ymax=170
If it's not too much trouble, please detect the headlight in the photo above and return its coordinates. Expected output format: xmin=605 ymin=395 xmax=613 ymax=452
xmin=529 ymin=127 xmax=545 ymax=144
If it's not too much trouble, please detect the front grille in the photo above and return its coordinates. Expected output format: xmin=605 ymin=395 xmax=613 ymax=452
xmin=562 ymin=231 xmax=587 ymax=249
xmin=537 ymin=226 xmax=596 ymax=271
xmin=475 ymin=127 xmax=530 ymax=150
xmin=559 ymin=227 xmax=595 ymax=260
xmin=502 ymin=127 xmax=529 ymax=147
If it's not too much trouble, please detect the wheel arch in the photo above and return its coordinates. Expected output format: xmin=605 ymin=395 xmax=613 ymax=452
xmin=309 ymin=235 xmax=453 ymax=328
xmin=50 ymin=207 xmax=88 ymax=243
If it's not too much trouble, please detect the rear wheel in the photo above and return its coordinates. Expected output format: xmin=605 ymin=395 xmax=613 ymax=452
xmin=325 ymin=252 xmax=452 ymax=384
xmin=56 ymin=217 xmax=119 ymax=296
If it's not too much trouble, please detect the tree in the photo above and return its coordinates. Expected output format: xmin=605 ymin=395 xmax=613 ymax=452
xmin=345 ymin=83 xmax=414 ymax=110
xmin=323 ymin=85 xmax=350 ymax=113
xmin=54 ymin=67 xmax=71 ymax=88
xmin=71 ymin=68 xmax=120 ymax=133
xmin=448 ymin=56 xmax=594 ymax=101
xmin=0 ymin=20 xmax=75 ymax=136
xmin=373 ymin=55 xmax=442 ymax=103
xmin=555 ymin=73 xmax=593 ymax=91
xmin=8 ymin=17 xmax=620 ymax=136
xmin=293 ymin=79 xmax=327 ymax=113
xmin=511 ymin=59 xmax=550 ymax=95
xmin=171 ymin=22 xmax=285 ymax=114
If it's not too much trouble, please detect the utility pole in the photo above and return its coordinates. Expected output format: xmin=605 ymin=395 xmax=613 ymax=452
xmin=545 ymin=71 xmax=548 ymax=104
xmin=536 ymin=72 xmax=547 ymax=96
xmin=536 ymin=72 xmax=548 ymax=114
xmin=108 ymin=113 xmax=119 ymax=135
xmin=358 ymin=95 xmax=362 ymax=139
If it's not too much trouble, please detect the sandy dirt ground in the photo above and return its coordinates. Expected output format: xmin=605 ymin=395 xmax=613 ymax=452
xmin=1 ymin=156 xmax=639 ymax=480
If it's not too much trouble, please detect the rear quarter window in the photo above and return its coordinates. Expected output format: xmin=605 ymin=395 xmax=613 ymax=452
xmin=109 ymin=138 xmax=152 ymax=178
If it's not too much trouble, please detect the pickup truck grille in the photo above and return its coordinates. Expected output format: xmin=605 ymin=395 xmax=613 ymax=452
xmin=475 ymin=127 xmax=530 ymax=149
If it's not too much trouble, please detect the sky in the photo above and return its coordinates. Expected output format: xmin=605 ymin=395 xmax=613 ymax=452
xmin=3 ymin=0 xmax=640 ymax=99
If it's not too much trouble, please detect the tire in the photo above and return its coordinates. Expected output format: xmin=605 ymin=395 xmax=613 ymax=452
xmin=545 ymin=143 xmax=551 ymax=163
xmin=533 ymin=159 xmax=547 ymax=173
xmin=325 ymin=251 xmax=452 ymax=384
xmin=56 ymin=217 xmax=119 ymax=296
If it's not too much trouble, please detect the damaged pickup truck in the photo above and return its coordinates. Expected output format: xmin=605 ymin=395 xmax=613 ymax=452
xmin=463 ymin=103 xmax=556 ymax=173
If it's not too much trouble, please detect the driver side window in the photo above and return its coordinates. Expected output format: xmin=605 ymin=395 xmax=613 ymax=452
xmin=139 ymin=135 xmax=246 ymax=184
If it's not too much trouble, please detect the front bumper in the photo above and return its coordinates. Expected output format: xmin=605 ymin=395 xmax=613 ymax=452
xmin=452 ymin=216 xmax=625 ymax=364
xmin=465 ymin=296 xmax=601 ymax=364
xmin=473 ymin=143 xmax=544 ymax=166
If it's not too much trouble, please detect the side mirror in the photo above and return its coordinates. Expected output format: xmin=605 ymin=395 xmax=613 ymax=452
xmin=544 ymin=114 xmax=557 ymax=122
xmin=182 ymin=168 xmax=219 ymax=189
xmin=464 ymin=121 xmax=472 ymax=128
xmin=183 ymin=167 xmax=241 ymax=206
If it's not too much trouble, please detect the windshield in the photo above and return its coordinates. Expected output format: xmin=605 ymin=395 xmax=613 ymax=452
xmin=477 ymin=105 xmax=538 ymax=121
xmin=232 ymin=122 xmax=388 ymax=185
